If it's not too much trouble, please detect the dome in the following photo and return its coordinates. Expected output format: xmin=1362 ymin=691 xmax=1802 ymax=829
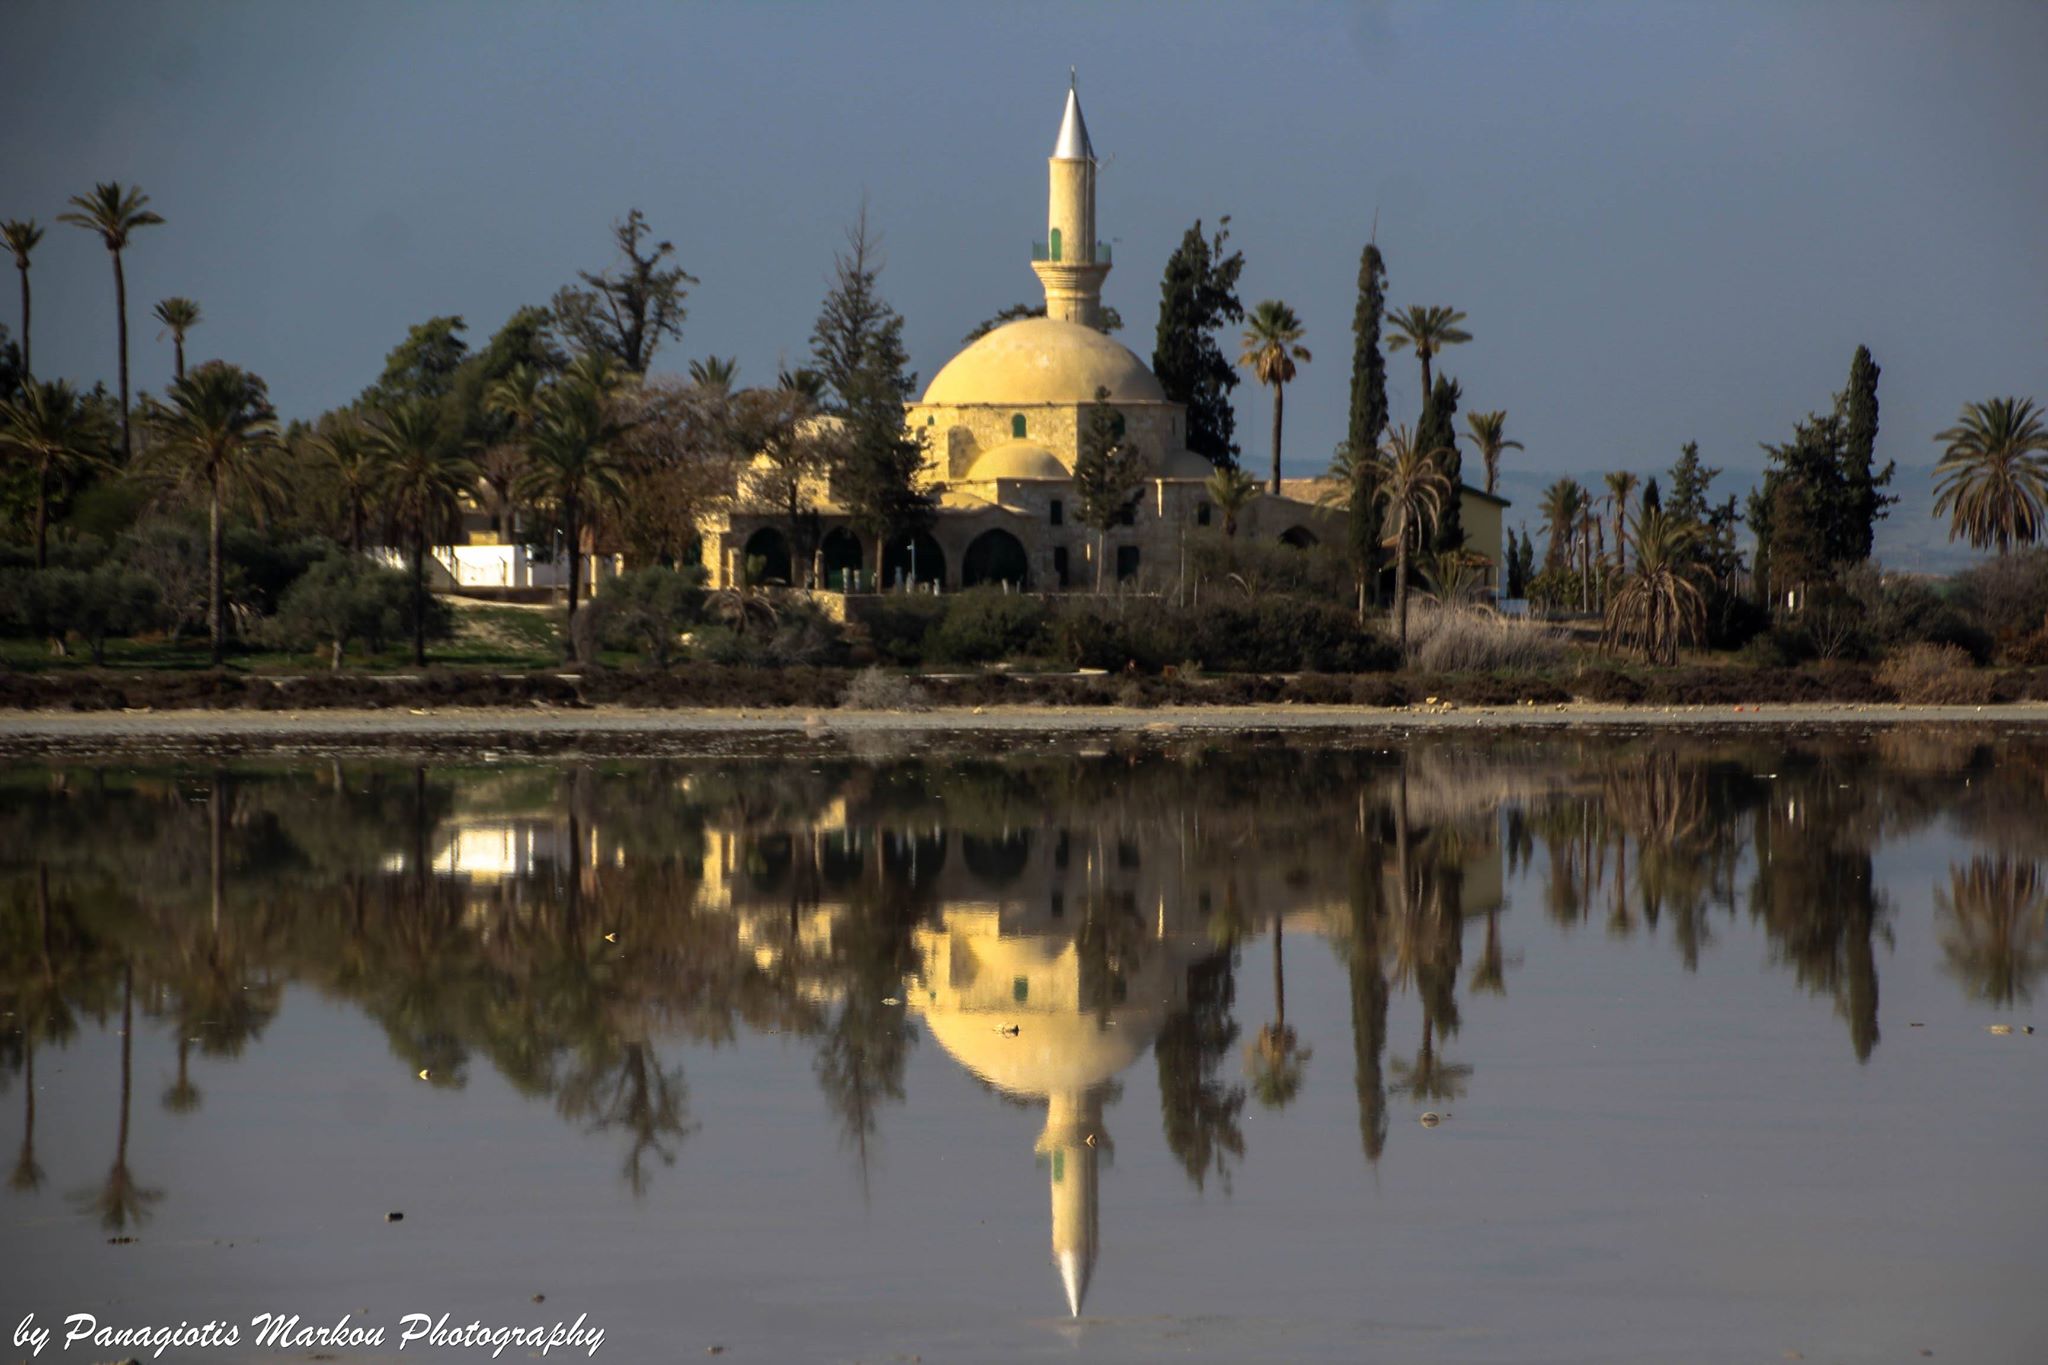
xmin=923 ymin=316 xmax=1167 ymax=406
xmin=1159 ymin=448 xmax=1214 ymax=480
xmin=919 ymin=1006 xmax=1158 ymax=1098
xmin=966 ymin=440 xmax=1069 ymax=481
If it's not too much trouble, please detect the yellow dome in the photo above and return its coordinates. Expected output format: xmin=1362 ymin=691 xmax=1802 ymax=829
xmin=923 ymin=316 xmax=1167 ymax=406
xmin=966 ymin=440 xmax=1069 ymax=481
xmin=1159 ymin=449 xmax=1214 ymax=479
xmin=919 ymin=1005 xmax=1157 ymax=1098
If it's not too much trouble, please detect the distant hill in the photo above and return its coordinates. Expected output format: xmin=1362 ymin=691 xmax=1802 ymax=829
xmin=1492 ymin=462 xmax=1983 ymax=576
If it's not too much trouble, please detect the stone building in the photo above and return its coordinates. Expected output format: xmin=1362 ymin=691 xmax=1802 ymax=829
xmin=701 ymin=79 xmax=1505 ymax=594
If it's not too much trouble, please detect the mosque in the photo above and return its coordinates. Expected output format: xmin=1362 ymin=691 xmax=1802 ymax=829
xmin=700 ymin=80 xmax=1507 ymax=594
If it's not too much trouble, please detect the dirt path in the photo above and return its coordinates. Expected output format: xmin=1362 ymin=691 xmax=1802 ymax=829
xmin=6 ymin=700 xmax=2048 ymax=756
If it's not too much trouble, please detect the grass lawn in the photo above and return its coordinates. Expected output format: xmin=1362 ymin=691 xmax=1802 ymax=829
xmin=0 ymin=601 xmax=570 ymax=673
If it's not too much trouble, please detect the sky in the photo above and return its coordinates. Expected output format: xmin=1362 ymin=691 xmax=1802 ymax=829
xmin=4 ymin=1 xmax=2045 ymax=558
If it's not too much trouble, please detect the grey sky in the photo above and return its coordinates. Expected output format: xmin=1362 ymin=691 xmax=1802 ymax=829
xmin=5 ymin=1 xmax=2045 ymax=528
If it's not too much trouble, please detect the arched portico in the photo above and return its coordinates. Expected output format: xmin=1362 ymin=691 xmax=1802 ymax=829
xmin=962 ymin=528 xmax=1032 ymax=589
xmin=743 ymin=527 xmax=793 ymax=585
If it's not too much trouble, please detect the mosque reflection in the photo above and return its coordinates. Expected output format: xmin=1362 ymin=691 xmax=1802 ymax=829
xmin=5 ymin=731 xmax=2048 ymax=1313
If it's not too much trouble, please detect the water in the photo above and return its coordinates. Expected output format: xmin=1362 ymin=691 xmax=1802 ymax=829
xmin=2 ymin=727 xmax=2044 ymax=1363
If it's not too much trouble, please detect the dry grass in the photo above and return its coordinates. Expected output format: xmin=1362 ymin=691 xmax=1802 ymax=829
xmin=839 ymin=667 xmax=932 ymax=712
xmin=1876 ymin=643 xmax=1994 ymax=704
xmin=1406 ymin=602 xmax=1570 ymax=673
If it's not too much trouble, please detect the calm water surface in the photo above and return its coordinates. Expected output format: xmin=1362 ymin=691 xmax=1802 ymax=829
xmin=3 ymin=727 xmax=2045 ymax=1363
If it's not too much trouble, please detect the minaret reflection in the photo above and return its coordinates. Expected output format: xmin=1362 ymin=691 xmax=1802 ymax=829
xmin=908 ymin=888 xmax=1212 ymax=1317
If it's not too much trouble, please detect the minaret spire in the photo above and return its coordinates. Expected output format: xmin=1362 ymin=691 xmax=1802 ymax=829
xmin=1033 ymin=72 xmax=1110 ymax=328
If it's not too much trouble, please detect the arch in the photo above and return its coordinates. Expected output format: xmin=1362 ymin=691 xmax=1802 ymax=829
xmin=1049 ymin=227 xmax=1063 ymax=262
xmin=1278 ymin=525 xmax=1319 ymax=550
xmin=1011 ymin=412 xmax=1028 ymax=438
xmin=882 ymin=531 xmax=946 ymax=589
xmin=881 ymin=829 xmax=947 ymax=888
xmin=961 ymin=528 xmax=1031 ymax=589
xmin=742 ymin=526 xmax=792 ymax=584
xmin=962 ymin=830 xmax=1033 ymax=886
xmin=821 ymin=527 xmax=864 ymax=591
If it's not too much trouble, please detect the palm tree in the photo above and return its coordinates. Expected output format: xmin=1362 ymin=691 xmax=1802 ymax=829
xmin=1602 ymin=508 xmax=1705 ymax=665
xmin=1537 ymin=478 xmax=1586 ymax=573
xmin=1463 ymin=409 xmax=1521 ymax=496
xmin=2 ymin=218 xmax=43 ymax=378
xmin=369 ymin=399 xmax=476 ymax=666
xmin=515 ymin=375 xmax=629 ymax=660
xmin=307 ymin=416 xmax=379 ymax=555
xmin=0 ymin=379 xmax=113 ymax=567
xmin=58 ymin=183 xmax=164 ymax=460
xmin=139 ymin=363 xmax=282 ymax=664
xmin=152 ymin=296 xmax=202 ymax=381
xmin=687 ymin=355 xmax=739 ymax=393
xmin=1244 ymin=915 xmax=1312 ymax=1109
xmin=1238 ymin=300 xmax=1311 ymax=494
xmin=1933 ymin=397 xmax=2048 ymax=554
xmin=483 ymin=362 xmax=546 ymax=537
xmin=1605 ymin=469 xmax=1639 ymax=573
xmin=1373 ymin=424 xmax=1453 ymax=650
xmin=1386 ymin=305 xmax=1470 ymax=404
xmin=1204 ymin=464 xmax=1260 ymax=537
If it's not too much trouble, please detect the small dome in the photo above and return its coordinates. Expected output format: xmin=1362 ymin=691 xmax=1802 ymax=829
xmin=967 ymin=439 xmax=1069 ymax=481
xmin=923 ymin=316 xmax=1167 ymax=406
xmin=1159 ymin=448 xmax=1214 ymax=480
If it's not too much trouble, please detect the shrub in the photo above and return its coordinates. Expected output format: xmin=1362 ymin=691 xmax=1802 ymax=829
xmin=590 ymin=566 xmax=705 ymax=665
xmin=1405 ymin=601 xmax=1568 ymax=673
xmin=2 ymin=566 xmax=160 ymax=663
xmin=1189 ymin=537 xmax=1354 ymax=600
xmin=856 ymin=595 xmax=948 ymax=665
xmin=1876 ymin=643 xmax=1994 ymax=705
xmin=1050 ymin=594 xmax=1394 ymax=673
xmin=928 ymin=589 xmax=1052 ymax=664
xmin=840 ymin=666 xmax=931 ymax=712
xmin=1953 ymin=550 xmax=2048 ymax=654
xmin=1842 ymin=564 xmax=1991 ymax=662
xmin=265 ymin=558 xmax=450 ymax=668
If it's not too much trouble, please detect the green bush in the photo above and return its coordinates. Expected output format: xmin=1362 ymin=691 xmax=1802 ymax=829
xmin=1954 ymin=550 xmax=2048 ymax=652
xmin=591 ymin=566 xmax=706 ymax=665
xmin=1049 ymin=594 xmax=1396 ymax=673
xmin=265 ymin=558 xmax=450 ymax=668
xmin=1842 ymin=564 xmax=1991 ymax=663
xmin=2 ymin=565 xmax=160 ymax=663
xmin=856 ymin=594 xmax=948 ymax=665
xmin=928 ymin=589 xmax=1051 ymax=664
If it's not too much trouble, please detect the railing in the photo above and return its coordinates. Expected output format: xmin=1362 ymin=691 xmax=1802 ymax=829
xmin=1031 ymin=240 xmax=1111 ymax=264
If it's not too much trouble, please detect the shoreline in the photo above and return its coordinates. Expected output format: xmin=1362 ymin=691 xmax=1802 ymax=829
xmin=6 ymin=700 xmax=2048 ymax=756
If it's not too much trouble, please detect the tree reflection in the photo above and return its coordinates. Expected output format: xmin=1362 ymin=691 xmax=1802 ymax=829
xmin=1936 ymin=857 xmax=2048 ymax=1006
xmin=72 ymin=964 xmax=163 ymax=1231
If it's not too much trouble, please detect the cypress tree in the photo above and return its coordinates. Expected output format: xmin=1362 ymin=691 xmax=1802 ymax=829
xmin=1344 ymin=242 xmax=1390 ymax=592
xmin=1417 ymin=374 xmax=1463 ymax=552
xmin=1835 ymin=344 xmax=1892 ymax=562
xmin=1152 ymin=218 xmax=1245 ymax=468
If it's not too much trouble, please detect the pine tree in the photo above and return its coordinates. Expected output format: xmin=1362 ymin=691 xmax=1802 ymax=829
xmin=1417 ymin=374 xmax=1463 ymax=552
xmin=1152 ymin=218 xmax=1245 ymax=468
xmin=1074 ymin=386 xmax=1145 ymax=591
xmin=811 ymin=210 xmax=930 ymax=579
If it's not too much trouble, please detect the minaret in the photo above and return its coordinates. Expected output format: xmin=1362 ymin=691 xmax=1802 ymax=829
xmin=1031 ymin=73 xmax=1111 ymax=329
xmin=1036 ymin=1088 xmax=1104 ymax=1317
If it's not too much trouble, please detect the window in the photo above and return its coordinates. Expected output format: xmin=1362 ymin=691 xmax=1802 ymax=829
xmin=1110 ymin=413 xmax=1126 ymax=440
xmin=1049 ymin=499 xmax=1064 ymax=526
xmin=1011 ymin=413 xmax=1027 ymax=438
xmin=1052 ymin=546 xmax=1069 ymax=586
xmin=1051 ymin=891 xmax=1065 ymax=918
xmin=1049 ymin=227 xmax=1062 ymax=262
xmin=1114 ymin=501 xmax=1136 ymax=527
xmin=1013 ymin=976 xmax=1030 ymax=1003
xmin=1116 ymin=545 xmax=1141 ymax=581
xmin=1196 ymin=502 xmax=1212 ymax=527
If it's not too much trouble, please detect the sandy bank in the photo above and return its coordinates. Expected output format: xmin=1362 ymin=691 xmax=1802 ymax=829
xmin=5 ymin=701 xmax=2048 ymax=755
